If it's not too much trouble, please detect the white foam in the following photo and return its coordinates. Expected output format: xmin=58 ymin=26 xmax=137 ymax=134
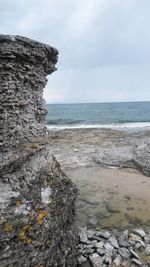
xmin=46 ymin=122 xmax=150 ymax=131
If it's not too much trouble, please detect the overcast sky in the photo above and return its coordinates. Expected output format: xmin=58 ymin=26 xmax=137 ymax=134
xmin=1 ymin=0 xmax=150 ymax=103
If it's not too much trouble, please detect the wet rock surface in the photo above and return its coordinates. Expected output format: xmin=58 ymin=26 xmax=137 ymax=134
xmin=0 ymin=35 xmax=78 ymax=267
xmin=77 ymin=227 xmax=150 ymax=266
xmin=49 ymin=129 xmax=150 ymax=229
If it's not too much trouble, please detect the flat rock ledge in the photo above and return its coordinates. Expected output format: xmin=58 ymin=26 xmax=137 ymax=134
xmin=77 ymin=227 xmax=150 ymax=267
xmin=0 ymin=35 xmax=78 ymax=267
xmin=93 ymin=141 xmax=150 ymax=177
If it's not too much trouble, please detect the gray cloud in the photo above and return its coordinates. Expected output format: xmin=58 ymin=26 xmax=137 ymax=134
xmin=0 ymin=0 xmax=150 ymax=102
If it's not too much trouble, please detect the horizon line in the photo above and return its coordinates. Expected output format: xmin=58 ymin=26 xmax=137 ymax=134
xmin=45 ymin=100 xmax=150 ymax=105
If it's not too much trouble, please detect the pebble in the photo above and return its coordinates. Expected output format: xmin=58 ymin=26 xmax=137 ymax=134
xmin=129 ymin=234 xmax=142 ymax=242
xmin=113 ymin=255 xmax=122 ymax=266
xmin=96 ymin=248 xmax=105 ymax=255
xmin=130 ymin=249 xmax=140 ymax=259
xmin=109 ymin=235 xmax=119 ymax=248
xmin=145 ymin=244 xmax=150 ymax=255
xmin=86 ymin=230 xmax=96 ymax=239
xmin=95 ymin=241 xmax=104 ymax=249
xmin=132 ymin=258 xmax=142 ymax=266
xmin=96 ymin=230 xmax=110 ymax=239
xmin=133 ymin=229 xmax=146 ymax=238
xmin=78 ymin=255 xmax=87 ymax=264
xmin=118 ymin=248 xmax=131 ymax=259
xmin=104 ymin=242 xmax=114 ymax=253
xmin=83 ymin=248 xmax=95 ymax=255
xmin=80 ymin=229 xmax=88 ymax=243
xmin=78 ymin=227 xmax=150 ymax=266
xmin=89 ymin=253 xmax=103 ymax=267
xmin=119 ymin=239 xmax=130 ymax=248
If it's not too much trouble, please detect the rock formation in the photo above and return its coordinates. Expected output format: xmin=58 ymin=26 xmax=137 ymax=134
xmin=93 ymin=141 xmax=150 ymax=176
xmin=0 ymin=35 xmax=78 ymax=267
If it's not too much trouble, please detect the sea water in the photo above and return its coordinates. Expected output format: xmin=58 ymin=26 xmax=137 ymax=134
xmin=46 ymin=101 xmax=150 ymax=130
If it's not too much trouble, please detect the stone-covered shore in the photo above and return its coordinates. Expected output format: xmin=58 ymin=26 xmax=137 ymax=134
xmin=77 ymin=227 xmax=150 ymax=266
xmin=49 ymin=128 xmax=150 ymax=266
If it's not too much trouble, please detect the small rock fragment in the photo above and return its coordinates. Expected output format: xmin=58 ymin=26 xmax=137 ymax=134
xmin=97 ymin=248 xmax=105 ymax=256
xmin=86 ymin=230 xmax=96 ymax=239
xmin=83 ymin=248 xmax=94 ymax=255
xmin=129 ymin=234 xmax=142 ymax=242
xmin=113 ymin=255 xmax=122 ymax=266
xmin=78 ymin=255 xmax=87 ymax=264
xmin=104 ymin=254 xmax=112 ymax=265
xmin=145 ymin=244 xmax=150 ymax=255
xmin=118 ymin=248 xmax=130 ymax=259
xmin=109 ymin=236 xmax=119 ymax=249
xmin=130 ymin=249 xmax=140 ymax=259
xmin=95 ymin=241 xmax=104 ymax=249
xmin=104 ymin=242 xmax=114 ymax=253
xmin=96 ymin=231 xmax=110 ymax=239
xmin=89 ymin=253 xmax=103 ymax=267
xmin=80 ymin=229 xmax=88 ymax=243
xmin=133 ymin=229 xmax=146 ymax=238
xmin=132 ymin=258 xmax=142 ymax=266
xmin=119 ymin=239 xmax=130 ymax=248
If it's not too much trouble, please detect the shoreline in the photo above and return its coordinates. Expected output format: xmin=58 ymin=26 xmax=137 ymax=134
xmin=49 ymin=127 xmax=150 ymax=231
xmin=47 ymin=123 xmax=150 ymax=131
xmin=48 ymin=126 xmax=150 ymax=265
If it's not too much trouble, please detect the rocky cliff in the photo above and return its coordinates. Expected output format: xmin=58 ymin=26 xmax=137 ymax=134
xmin=0 ymin=35 xmax=78 ymax=267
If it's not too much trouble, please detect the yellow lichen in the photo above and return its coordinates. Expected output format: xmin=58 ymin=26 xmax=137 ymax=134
xmin=16 ymin=199 xmax=22 ymax=207
xmin=18 ymin=229 xmax=26 ymax=241
xmin=31 ymin=143 xmax=39 ymax=149
xmin=3 ymin=223 xmax=13 ymax=232
xmin=37 ymin=210 xmax=48 ymax=225
xmin=18 ymin=225 xmax=32 ymax=242
xmin=26 ymin=237 xmax=32 ymax=244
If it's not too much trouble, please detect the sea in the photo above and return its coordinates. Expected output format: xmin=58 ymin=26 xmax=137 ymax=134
xmin=46 ymin=101 xmax=150 ymax=130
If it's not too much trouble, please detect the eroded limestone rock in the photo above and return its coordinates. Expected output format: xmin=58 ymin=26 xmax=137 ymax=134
xmin=0 ymin=35 xmax=78 ymax=267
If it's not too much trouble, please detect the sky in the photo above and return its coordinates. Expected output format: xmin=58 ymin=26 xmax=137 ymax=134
xmin=1 ymin=0 xmax=150 ymax=103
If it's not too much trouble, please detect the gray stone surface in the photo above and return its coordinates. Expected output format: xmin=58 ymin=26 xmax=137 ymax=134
xmin=89 ymin=253 xmax=103 ymax=267
xmin=78 ymin=227 xmax=150 ymax=266
xmin=93 ymin=141 xmax=150 ymax=176
xmin=0 ymin=35 xmax=78 ymax=267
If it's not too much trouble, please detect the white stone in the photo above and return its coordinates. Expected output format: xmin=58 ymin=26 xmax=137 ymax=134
xmin=104 ymin=242 xmax=114 ymax=252
xmin=132 ymin=258 xmax=142 ymax=266
xmin=80 ymin=229 xmax=88 ymax=243
xmin=113 ymin=255 xmax=122 ymax=266
xmin=130 ymin=249 xmax=140 ymax=259
xmin=78 ymin=255 xmax=87 ymax=264
xmin=89 ymin=253 xmax=103 ymax=267
xmin=95 ymin=241 xmax=104 ymax=249
xmin=41 ymin=187 xmax=52 ymax=204
xmin=145 ymin=244 xmax=150 ymax=255
xmin=133 ymin=229 xmax=146 ymax=238
xmin=109 ymin=236 xmax=119 ymax=248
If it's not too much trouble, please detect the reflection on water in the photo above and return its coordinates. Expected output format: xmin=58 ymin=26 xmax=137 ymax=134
xmin=77 ymin=195 xmax=150 ymax=230
xmin=66 ymin=166 xmax=150 ymax=230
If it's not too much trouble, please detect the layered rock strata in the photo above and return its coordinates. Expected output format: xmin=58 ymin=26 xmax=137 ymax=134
xmin=0 ymin=35 xmax=78 ymax=267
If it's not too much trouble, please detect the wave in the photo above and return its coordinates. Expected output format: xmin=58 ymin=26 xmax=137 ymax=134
xmin=46 ymin=122 xmax=150 ymax=130
xmin=117 ymin=119 xmax=150 ymax=123
xmin=47 ymin=118 xmax=83 ymax=125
